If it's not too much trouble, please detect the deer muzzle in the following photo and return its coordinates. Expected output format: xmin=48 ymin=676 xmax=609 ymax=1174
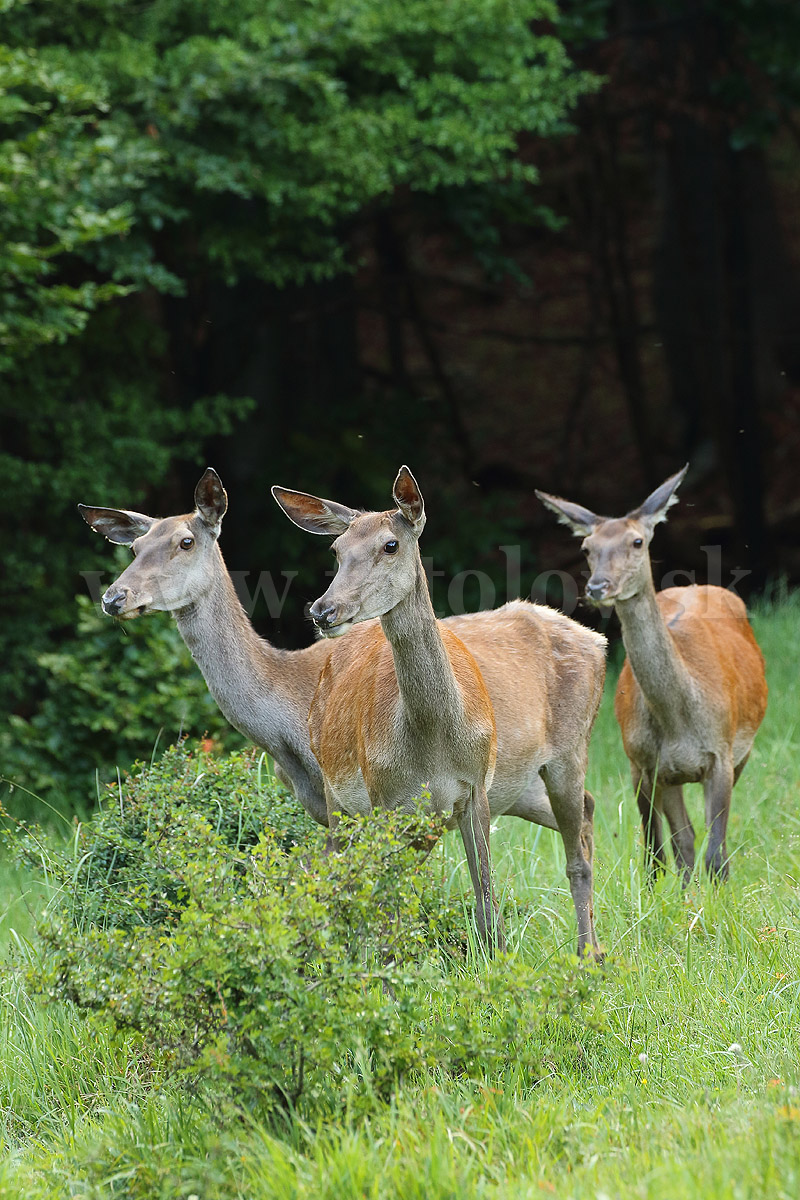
xmin=101 ymin=584 xmax=151 ymax=619
xmin=585 ymin=578 xmax=615 ymax=605
xmin=309 ymin=596 xmax=354 ymax=638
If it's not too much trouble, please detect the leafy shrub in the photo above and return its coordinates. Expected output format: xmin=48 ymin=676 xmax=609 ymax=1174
xmin=22 ymin=745 xmax=604 ymax=1120
xmin=18 ymin=741 xmax=315 ymax=931
xmin=1 ymin=594 xmax=245 ymax=811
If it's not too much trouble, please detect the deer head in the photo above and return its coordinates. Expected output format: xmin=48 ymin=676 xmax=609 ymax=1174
xmin=535 ymin=465 xmax=688 ymax=606
xmin=272 ymin=466 xmax=427 ymax=637
xmin=79 ymin=468 xmax=228 ymax=618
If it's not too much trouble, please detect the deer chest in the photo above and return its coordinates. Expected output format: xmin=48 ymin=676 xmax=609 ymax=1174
xmin=623 ymin=704 xmax=714 ymax=785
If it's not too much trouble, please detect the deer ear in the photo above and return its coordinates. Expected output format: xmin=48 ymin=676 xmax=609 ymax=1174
xmin=535 ymin=490 xmax=601 ymax=537
xmin=392 ymin=465 xmax=425 ymax=533
xmin=272 ymin=486 xmax=357 ymax=536
xmin=629 ymin=464 xmax=688 ymax=528
xmin=78 ymin=504 xmax=155 ymax=545
xmin=195 ymin=468 xmax=228 ymax=531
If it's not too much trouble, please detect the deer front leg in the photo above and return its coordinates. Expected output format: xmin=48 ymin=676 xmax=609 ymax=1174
xmin=634 ymin=769 xmax=667 ymax=883
xmin=543 ymin=759 xmax=600 ymax=959
xmin=659 ymin=783 xmax=695 ymax=884
xmin=271 ymin=749 xmax=330 ymax=828
xmin=704 ymin=758 xmax=734 ymax=880
xmin=457 ymin=784 xmax=504 ymax=955
xmin=581 ymin=789 xmax=596 ymax=866
xmin=323 ymin=783 xmax=343 ymax=855
xmin=733 ymin=752 xmax=750 ymax=787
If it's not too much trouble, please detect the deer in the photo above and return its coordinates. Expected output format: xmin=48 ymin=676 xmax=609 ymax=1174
xmin=80 ymin=467 xmax=606 ymax=955
xmin=536 ymin=466 xmax=768 ymax=885
xmin=79 ymin=469 xmax=334 ymax=827
xmin=273 ymin=466 xmax=502 ymax=949
xmin=273 ymin=467 xmax=607 ymax=957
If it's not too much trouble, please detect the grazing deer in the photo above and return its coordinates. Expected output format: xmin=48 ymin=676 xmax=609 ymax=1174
xmin=80 ymin=468 xmax=606 ymax=954
xmin=273 ymin=467 xmax=502 ymax=948
xmin=536 ymin=466 xmax=768 ymax=883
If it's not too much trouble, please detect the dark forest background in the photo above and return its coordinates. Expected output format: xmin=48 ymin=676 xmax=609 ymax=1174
xmin=3 ymin=0 xmax=800 ymax=801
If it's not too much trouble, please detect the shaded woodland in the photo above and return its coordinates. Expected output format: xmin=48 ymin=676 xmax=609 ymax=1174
xmin=177 ymin=2 xmax=800 ymax=640
xmin=2 ymin=0 xmax=800 ymax=793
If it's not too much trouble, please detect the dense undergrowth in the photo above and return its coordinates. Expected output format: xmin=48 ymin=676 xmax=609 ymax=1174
xmin=0 ymin=592 xmax=798 ymax=1197
xmin=14 ymin=744 xmax=604 ymax=1123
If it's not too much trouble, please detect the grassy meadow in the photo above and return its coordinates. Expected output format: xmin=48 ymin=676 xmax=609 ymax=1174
xmin=1 ymin=593 xmax=799 ymax=1198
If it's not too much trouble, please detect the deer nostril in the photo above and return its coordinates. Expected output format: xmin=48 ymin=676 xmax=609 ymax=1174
xmin=586 ymin=580 xmax=609 ymax=601
xmin=102 ymin=589 xmax=127 ymax=616
xmin=310 ymin=599 xmax=337 ymax=628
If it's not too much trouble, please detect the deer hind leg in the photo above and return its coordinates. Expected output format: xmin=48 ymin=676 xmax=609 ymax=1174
xmin=542 ymin=758 xmax=600 ymax=959
xmin=704 ymin=758 xmax=735 ymax=880
xmin=634 ymin=769 xmax=667 ymax=883
xmin=457 ymin=783 xmax=504 ymax=955
xmin=659 ymin=784 xmax=695 ymax=885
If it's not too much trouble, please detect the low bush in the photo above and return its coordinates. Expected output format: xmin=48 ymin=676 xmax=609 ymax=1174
xmin=17 ymin=741 xmax=316 ymax=931
xmin=20 ymin=744 xmax=603 ymax=1120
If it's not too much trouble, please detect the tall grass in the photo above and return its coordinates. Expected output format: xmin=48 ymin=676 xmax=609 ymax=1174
xmin=0 ymin=593 xmax=798 ymax=1198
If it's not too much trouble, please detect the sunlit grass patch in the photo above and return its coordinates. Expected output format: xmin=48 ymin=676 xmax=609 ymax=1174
xmin=0 ymin=595 xmax=797 ymax=1196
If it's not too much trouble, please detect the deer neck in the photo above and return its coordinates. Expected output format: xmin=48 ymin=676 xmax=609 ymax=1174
xmin=380 ymin=556 xmax=463 ymax=729
xmin=173 ymin=547 xmax=284 ymax=738
xmin=614 ymin=572 xmax=695 ymax=729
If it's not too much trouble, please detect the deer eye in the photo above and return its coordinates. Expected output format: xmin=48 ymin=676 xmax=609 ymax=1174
xmin=384 ymin=540 xmax=399 ymax=555
xmin=179 ymin=536 xmax=195 ymax=551
xmin=633 ymin=537 xmax=644 ymax=549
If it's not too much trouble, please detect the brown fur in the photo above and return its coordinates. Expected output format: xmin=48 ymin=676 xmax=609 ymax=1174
xmin=615 ymin=586 xmax=767 ymax=775
xmin=310 ymin=624 xmax=497 ymax=799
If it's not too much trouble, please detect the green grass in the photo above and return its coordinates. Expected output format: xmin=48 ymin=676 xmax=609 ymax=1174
xmin=1 ymin=593 xmax=799 ymax=1198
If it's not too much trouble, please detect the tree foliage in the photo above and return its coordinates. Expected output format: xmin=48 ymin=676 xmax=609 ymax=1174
xmin=1 ymin=0 xmax=597 ymax=795
xmin=3 ymin=0 xmax=593 ymax=303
